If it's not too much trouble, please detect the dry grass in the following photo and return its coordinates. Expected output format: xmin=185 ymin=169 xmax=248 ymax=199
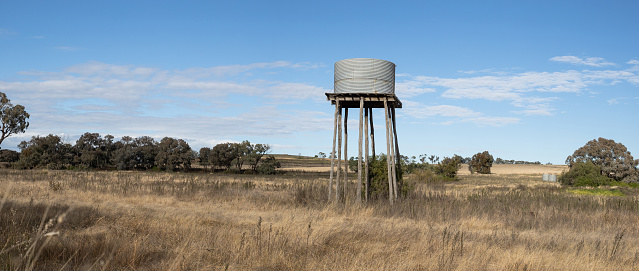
xmin=458 ymin=164 xmax=568 ymax=175
xmin=1 ymin=168 xmax=638 ymax=270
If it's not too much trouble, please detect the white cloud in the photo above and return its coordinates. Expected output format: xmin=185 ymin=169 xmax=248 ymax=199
xmin=0 ymin=28 xmax=16 ymax=36
xmin=549 ymin=56 xmax=615 ymax=67
xmin=177 ymin=61 xmax=321 ymax=78
xmin=402 ymin=100 xmax=518 ymax=127
xmin=66 ymin=61 xmax=157 ymax=77
xmin=0 ymin=61 xmax=332 ymax=149
xmin=404 ymin=65 xmax=639 ymax=117
xmin=464 ymin=116 xmax=520 ymax=127
xmin=54 ymin=46 xmax=83 ymax=51
xmin=290 ymin=62 xmax=325 ymax=69
xmin=403 ymin=102 xmax=481 ymax=118
xmin=395 ymin=80 xmax=436 ymax=97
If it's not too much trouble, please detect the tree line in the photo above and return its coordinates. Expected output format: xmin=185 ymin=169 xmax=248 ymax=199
xmin=0 ymin=132 xmax=277 ymax=173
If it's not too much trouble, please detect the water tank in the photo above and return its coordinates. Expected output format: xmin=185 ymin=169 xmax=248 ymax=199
xmin=334 ymin=58 xmax=395 ymax=94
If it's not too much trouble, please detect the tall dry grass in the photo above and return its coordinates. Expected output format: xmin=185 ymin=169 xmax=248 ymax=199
xmin=1 ymin=169 xmax=638 ymax=270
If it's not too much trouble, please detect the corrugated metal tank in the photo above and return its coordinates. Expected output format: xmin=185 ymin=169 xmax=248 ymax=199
xmin=334 ymin=58 xmax=395 ymax=94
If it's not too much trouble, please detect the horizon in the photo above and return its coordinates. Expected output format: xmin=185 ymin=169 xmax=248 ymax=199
xmin=1 ymin=1 xmax=638 ymax=165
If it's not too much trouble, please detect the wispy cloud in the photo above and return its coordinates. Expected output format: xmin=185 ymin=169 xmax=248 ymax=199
xmin=402 ymin=101 xmax=519 ymax=127
xmin=54 ymin=46 xmax=84 ymax=51
xmin=549 ymin=56 xmax=615 ymax=67
xmin=0 ymin=28 xmax=17 ymax=38
xmin=464 ymin=116 xmax=520 ymax=127
xmin=399 ymin=60 xmax=639 ymax=117
xmin=403 ymin=102 xmax=480 ymax=118
xmin=0 ymin=61 xmax=330 ymax=149
xmin=395 ymin=80 xmax=436 ymax=97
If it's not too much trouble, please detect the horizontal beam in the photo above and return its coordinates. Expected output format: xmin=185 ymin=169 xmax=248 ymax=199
xmin=325 ymin=93 xmax=402 ymax=108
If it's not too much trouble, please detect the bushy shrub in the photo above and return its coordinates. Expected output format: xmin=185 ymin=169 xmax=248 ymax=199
xmin=435 ymin=155 xmax=463 ymax=181
xmin=256 ymin=155 xmax=281 ymax=175
xmin=566 ymin=138 xmax=639 ymax=183
xmin=368 ymin=154 xmax=391 ymax=200
xmin=14 ymin=134 xmax=73 ymax=169
xmin=155 ymin=137 xmax=193 ymax=172
xmin=411 ymin=167 xmax=442 ymax=184
xmin=364 ymin=153 xmax=413 ymax=200
xmin=469 ymin=151 xmax=494 ymax=174
xmin=559 ymin=161 xmax=614 ymax=187
xmin=0 ymin=149 xmax=19 ymax=163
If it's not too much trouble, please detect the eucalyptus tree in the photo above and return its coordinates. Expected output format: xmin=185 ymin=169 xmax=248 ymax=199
xmin=74 ymin=132 xmax=115 ymax=169
xmin=210 ymin=142 xmax=238 ymax=171
xmin=469 ymin=151 xmax=494 ymax=174
xmin=0 ymin=92 xmax=30 ymax=147
xmin=155 ymin=137 xmax=193 ymax=171
xmin=15 ymin=134 xmax=72 ymax=169
xmin=566 ymin=137 xmax=639 ymax=183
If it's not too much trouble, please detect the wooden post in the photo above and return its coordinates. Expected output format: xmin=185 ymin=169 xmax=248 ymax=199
xmin=364 ymin=105 xmax=370 ymax=202
xmin=336 ymin=105 xmax=342 ymax=201
xmin=329 ymin=100 xmax=339 ymax=201
xmin=357 ymin=98 xmax=363 ymax=203
xmin=388 ymin=106 xmax=398 ymax=200
xmin=383 ymin=98 xmax=394 ymax=204
xmin=392 ymin=107 xmax=401 ymax=197
xmin=369 ymin=107 xmax=375 ymax=159
xmin=344 ymin=108 xmax=348 ymax=201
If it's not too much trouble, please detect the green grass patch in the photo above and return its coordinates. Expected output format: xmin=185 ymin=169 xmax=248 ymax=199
xmin=568 ymin=188 xmax=626 ymax=197
xmin=607 ymin=180 xmax=639 ymax=188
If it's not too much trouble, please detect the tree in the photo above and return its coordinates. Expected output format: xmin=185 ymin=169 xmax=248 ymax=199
xmin=198 ymin=147 xmax=211 ymax=170
xmin=419 ymin=154 xmax=428 ymax=164
xmin=0 ymin=92 xmax=30 ymax=147
xmin=317 ymin=152 xmax=326 ymax=159
xmin=155 ymin=137 xmax=193 ymax=171
xmin=429 ymin=155 xmax=440 ymax=164
xmin=566 ymin=137 xmax=639 ymax=183
xmin=210 ymin=142 xmax=238 ymax=171
xmin=246 ymin=143 xmax=271 ymax=173
xmin=435 ymin=155 xmax=463 ymax=180
xmin=74 ymin=132 xmax=114 ymax=169
xmin=257 ymin=155 xmax=281 ymax=175
xmin=233 ymin=140 xmax=251 ymax=172
xmin=113 ymin=136 xmax=137 ymax=170
xmin=0 ymin=149 xmax=19 ymax=163
xmin=14 ymin=134 xmax=72 ymax=169
xmin=559 ymin=161 xmax=614 ymax=187
xmin=469 ymin=151 xmax=494 ymax=174
xmin=133 ymin=136 xmax=158 ymax=170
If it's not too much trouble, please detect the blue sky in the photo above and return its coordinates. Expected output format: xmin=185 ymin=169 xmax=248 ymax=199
xmin=1 ymin=0 xmax=638 ymax=164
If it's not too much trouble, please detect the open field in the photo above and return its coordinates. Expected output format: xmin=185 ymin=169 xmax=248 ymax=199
xmin=1 ymin=166 xmax=639 ymax=270
xmin=457 ymin=164 xmax=568 ymax=175
xmin=276 ymin=155 xmax=569 ymax=175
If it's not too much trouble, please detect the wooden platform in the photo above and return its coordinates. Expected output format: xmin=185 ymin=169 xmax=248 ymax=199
xmin=325 ymin=93 xmax=402 ymax=108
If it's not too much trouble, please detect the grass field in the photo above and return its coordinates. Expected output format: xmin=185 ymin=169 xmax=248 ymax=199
xmin=1 ymin=165 xmax=638 ymax=270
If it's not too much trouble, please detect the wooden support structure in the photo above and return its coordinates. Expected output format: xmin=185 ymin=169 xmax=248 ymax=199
xmin=327 ymin=93 xmax=402 ymax=204
xmin=364 ymin=104 xmax=370 ymax=202
xmin=344 ymin=108 xmax=348 ymax=201
xmin=357 ymin=99 xmax=364 ymax=204
xmin=329 ymin=100 xmax=339 ymax=200
xmin=336 ymin=106 xmax=342 ymax=201
xmin=392 ymin=107 xmax=402 ymax=192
